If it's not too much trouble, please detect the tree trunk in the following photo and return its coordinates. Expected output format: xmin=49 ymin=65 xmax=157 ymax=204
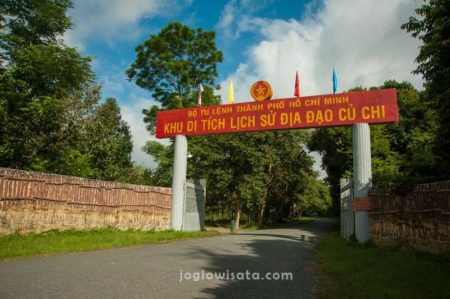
xmin=258 ymin=163 xmax=272 ymax=228
xmin=257 ymin=202 xmax=266 ymax=228
xmin=235 ymin=201 xmax=241 ymax=230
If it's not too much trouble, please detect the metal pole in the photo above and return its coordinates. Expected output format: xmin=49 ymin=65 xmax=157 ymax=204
xmin=171 ymin=135 xmax=187 ymax=230
xmin=352 ymin=123 xmax=371 ymax=243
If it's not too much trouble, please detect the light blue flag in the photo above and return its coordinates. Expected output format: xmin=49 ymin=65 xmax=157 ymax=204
xmin=332 ymin=68 xmax=338 ymax=94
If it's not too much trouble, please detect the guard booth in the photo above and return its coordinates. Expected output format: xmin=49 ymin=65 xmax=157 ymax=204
xmin=182 ymin=179 xmax=206 ymax=231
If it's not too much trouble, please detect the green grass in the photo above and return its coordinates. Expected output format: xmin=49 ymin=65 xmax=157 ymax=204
xmin=0 ymin=228 xmax=219 ymax=261
xmin=315 ymin=232 xmax=450 ymax=299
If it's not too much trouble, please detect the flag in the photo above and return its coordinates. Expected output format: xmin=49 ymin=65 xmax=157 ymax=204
xmin=332 ymin=68 xmax=338 ymax=94
xmin=294 ymin=70 xmax=300 ymax=97
xmin=228 ymin=80 xmax=234 ymax=104
xmin=197 ymin=84 xmax=204 ymax=106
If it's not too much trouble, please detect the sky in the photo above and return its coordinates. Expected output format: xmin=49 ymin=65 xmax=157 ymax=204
xmin=64 ymin=0 xmax=423 ymax=172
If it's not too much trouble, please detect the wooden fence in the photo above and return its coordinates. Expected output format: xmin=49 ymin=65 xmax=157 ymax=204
xmin=369 ymin=181 xmax=450 ymax=254
xmin=0 ymin=167 xmax=172 ymax=234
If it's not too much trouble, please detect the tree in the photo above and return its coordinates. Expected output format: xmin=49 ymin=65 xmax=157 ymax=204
xmin=82 ymin=98 xmax=134 ymax=182
xmin=0 ymin=1 xmax=142 ymax=184
xmin=188 ymin=133 xmax=270 ymax=229
xmin=142 ymin=140 xmax=174 ymax=186
xmin=127 ymin=22 xmax=223 ymax=133
xmin=0 ymin=0 xmax=71 ymax=48
xmin=129 ymin=22 xmax=330 ymax=227
xmin=378 ymin=80 xmax=437 ymax=183
xmin=309 ymin=80 xmax=436 ymax=215
xmin=401 ymin=0 xmax=450 ymax=177
xmin=294 ymin=176 xmax=331 ymax=218
xmin=0 ymin=0 xmax=94 ymax=172
xmin=128 ymin=22 xmax=223 ymax=185
xmin=188 ymin=130 xmax=320 ymax=229
xmin=308 ymin=126 xmax=352 ymax=215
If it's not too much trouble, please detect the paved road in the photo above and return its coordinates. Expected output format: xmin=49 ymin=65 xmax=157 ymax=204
xmin=0 ymin=218 xmax=337 ymax=299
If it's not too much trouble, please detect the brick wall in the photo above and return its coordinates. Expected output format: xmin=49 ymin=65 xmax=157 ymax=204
xmin=0 ymin=167 xmax=172 ymax=234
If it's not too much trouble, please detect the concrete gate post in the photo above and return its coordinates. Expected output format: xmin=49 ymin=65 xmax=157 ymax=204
xmin=352 ymin=123 xmax=371 ymax=243
xmin=171 ymin=135 xmax=187 ymax=230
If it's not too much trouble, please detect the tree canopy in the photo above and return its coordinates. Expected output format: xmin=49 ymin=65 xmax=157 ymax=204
xmin=401 ymin=0 xmax=450 ymax=177
xmin=129 ymin=22 xmax=330 ymax=227
xmin=0 ymin=0 xmax=139 ymax=184
xmin=127 ymin=22 xmax=223 ymax=135
xmin=309 ymin=80 xmax=437 ymax=213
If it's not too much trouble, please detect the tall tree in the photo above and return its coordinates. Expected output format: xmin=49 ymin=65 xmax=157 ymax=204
xmin=129 ymin=22 xmax=330 ymax=226
xmin=127 ymin=22 xmax=223 ymax=133
xmin=401 ymin=0 xmax=450 ymax=177
xmin=0 ymin=0 xmax=94 ymax=172
xmin=82 ymin=98 xmax=134 ymax=182
xmin=128 ymin=22 xmax=223 ymax=185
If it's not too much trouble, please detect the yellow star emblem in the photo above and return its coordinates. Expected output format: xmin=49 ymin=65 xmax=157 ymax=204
xmin=256 ymin=85 xmax=267 ymax=96
xmin=250 ymin=81 xmax=273 ymax=102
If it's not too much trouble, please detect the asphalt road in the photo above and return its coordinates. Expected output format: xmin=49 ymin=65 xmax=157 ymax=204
xmin=0 ymin=218 xmax=337 ymax=299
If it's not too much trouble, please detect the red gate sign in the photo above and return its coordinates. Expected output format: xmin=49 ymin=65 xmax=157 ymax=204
xmin=156 ymin=88 xmax=398 ymax=138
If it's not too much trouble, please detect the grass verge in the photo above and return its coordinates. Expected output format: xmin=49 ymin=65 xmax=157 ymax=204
xmin=0 ymin=228 xmax=219 ymax=261
xmin=315 ymin=232 xmax=450 ymax=299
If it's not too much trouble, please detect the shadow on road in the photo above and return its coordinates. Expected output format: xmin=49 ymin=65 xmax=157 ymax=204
xmin=236 ymin=233 xmax=319 ymax=244
xmin=179 ymin=218 xmax=338 ymax=299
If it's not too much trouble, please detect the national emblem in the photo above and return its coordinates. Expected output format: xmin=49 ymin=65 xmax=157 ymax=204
xmin=250 ymin=81 xmax=273 ymax=101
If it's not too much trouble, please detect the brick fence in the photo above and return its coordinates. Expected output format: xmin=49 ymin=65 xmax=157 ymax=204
xmin=369 ymin=181 xmax=450 ymax=254
xmin=0 ymin=167 xmax=172 ymax=234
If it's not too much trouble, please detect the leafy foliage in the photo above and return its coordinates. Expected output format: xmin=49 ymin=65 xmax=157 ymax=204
xmin=127 ymin=22 xmax=223 ymax=107
xmin=0 ymin=0 xmax=141 ymax=184
xmin=401 ymin=0 xmax=450 ymax=176
xmin=309 ymin=80 xmax=437 ymax=214
xmin=81 ymin=98 xmax=134 ymax=181
xmin=128 ymin=22 xmax=223 ymax=134
xmin=130 ymin=22 xmax=330 ymax=227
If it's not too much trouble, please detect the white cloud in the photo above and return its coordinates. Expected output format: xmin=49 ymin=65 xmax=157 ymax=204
xmin=217 ymin=0 xmax=237 ymax=39
xmin=219 ymin=0 xmax=422 ymax=102
xmin=218 ymin=0 xmax=422 ymax=178
xmin=64 ymin=0 xmax=178 ymax=48
xmin=120 ymin=96 xmax=160 ymax=169
xmin=216 ymin=0 xmax=274 ymax=40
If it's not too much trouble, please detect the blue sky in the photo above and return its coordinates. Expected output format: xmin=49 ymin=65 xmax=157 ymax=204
xmin=64 ymin=0 xmax=422 ymax=170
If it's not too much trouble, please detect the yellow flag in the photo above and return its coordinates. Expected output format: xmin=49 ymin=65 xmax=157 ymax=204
xmin=228 ymin=80 xmax=234 ymax=104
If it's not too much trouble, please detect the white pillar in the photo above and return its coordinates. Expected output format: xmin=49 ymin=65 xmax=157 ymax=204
xmin=171 ymin=135 xmax=187 ymax=230
xmin=352 ymin=123 xmax=371 ymax=243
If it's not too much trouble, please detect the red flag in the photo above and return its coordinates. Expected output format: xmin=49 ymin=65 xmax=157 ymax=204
xmin=294 ymin=71 xmax=300 ymax=97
